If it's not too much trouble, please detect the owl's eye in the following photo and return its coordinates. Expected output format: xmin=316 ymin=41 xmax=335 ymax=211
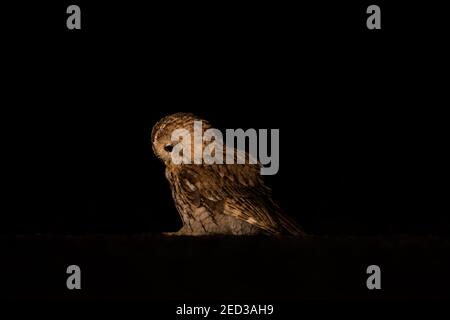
xmin=164 ymin=144 xmax=174 ymax=152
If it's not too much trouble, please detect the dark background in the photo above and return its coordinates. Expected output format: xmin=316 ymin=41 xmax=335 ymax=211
xmin=2 ymin=0 xmax=449 ymax=308
xmin=1 ymin=2 xmax=449 ymax=234
xmin=3 ymin=1 xmax=448 ymax=236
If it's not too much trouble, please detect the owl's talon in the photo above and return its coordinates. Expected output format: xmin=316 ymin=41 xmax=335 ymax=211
xmin=162 ymin=231 xmax=178 ymax=236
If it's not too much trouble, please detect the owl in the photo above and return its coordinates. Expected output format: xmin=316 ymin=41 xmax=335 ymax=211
xmin=151 ymin=112 xmax=305 ymax=236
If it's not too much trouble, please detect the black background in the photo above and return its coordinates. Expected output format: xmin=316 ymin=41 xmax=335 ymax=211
xmin=3 ymin=1 xmax=448 ymax=235
xmin=2 ymin=0 xmax=449 ymax=310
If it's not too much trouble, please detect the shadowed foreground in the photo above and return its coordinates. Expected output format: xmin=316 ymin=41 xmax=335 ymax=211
xmin=2 ymin=235 xmax=450 ymax=300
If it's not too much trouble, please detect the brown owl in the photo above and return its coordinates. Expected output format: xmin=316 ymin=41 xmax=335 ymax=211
xmin=151 ymin=112 xmax=305 ymax=236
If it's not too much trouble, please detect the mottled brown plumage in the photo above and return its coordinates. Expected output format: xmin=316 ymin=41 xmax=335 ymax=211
xmin=151 ymin=112 xmax=305 ymax=236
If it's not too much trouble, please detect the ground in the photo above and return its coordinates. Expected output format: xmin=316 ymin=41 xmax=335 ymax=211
xmin=3 ymin=234 xmax=449 ymax=302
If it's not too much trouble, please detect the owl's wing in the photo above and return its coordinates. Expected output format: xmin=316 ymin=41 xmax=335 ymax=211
xmin=178 ymin=162 xmax=304 ymax=235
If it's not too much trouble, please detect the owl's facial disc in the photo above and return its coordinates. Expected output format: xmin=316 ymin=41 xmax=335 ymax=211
xmin=151 ymin=112 xmax=209 ymax=166
xmin=152 ymin=133 xmax=174 ymax=164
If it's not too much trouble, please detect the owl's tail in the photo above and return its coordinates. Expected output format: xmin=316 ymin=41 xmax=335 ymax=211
xmin=268 ymin=203 xmax=305 ymax=237
xmin=278 ymin=213 xmax=307 ymax=236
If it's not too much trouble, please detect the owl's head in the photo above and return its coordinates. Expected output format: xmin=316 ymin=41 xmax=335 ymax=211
xmin=151 ymin=112 xmax=212 ymax=165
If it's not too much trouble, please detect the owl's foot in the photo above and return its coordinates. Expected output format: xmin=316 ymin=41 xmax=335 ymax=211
xmin=162 ymin=226 xmax=213 ymax=236
xmin=162 ymin=227 xmax=195 ymax=236
xmin=162 ymin=231 xmax=187 ymax=236
xmin=162 ymin=231 xmax=208 ymax=236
